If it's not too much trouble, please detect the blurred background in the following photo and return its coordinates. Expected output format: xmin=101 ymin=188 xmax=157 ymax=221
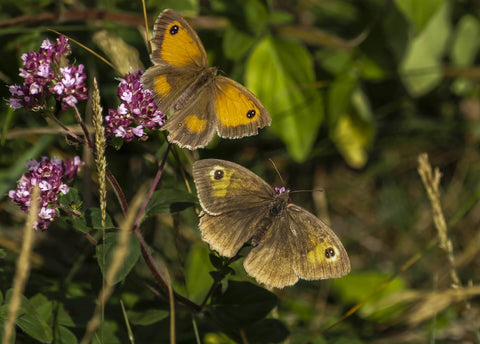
xmin=1 ymin=0 xmax=479 ymax=343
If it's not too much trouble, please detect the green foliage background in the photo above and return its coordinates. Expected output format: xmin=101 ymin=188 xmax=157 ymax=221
xmin=1 ymin=0 xmax=480 ymax=343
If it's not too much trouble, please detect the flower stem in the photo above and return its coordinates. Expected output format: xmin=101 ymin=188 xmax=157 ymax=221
xmin=134 ymin=143 xmax=171 ymax=227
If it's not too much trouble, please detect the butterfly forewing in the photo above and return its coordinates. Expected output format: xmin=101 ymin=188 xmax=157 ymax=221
xmin=193 ymin=159 xmax=274 ymax=215
xmin=141 ymin=65 xmax=199 ymax=114
xmin=150 ymin=9 xmax=208 ymax=68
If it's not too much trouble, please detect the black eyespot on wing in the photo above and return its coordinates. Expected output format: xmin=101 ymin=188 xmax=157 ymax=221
xmin=170 ymin=25 xmax=179 ymax=35
xmin=246 ymin=110 xmax=256 ymax=119
xmin=214 ymin=169 xmax=224 ymax=180
xmin=325 ymin=247 xmax=335 ymax=259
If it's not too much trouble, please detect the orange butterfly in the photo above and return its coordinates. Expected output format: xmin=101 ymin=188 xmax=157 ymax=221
xmin=141 ymin=9 xmax=271 ymax=150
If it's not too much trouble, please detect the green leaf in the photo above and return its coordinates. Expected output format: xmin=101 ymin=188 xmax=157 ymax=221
xmin=399 ymin=0 xmax=451 ymax=96
xmin=246 ymin=36 xmax=324 ymax=162
xmin=54 ymin=325 xmax=78 ymax=344
xmin=29 ymin=294 xmax=52 ymax=321
xmin=91 ymin=320 xmax=121 ymax=344
xmin=185 ymin=245 xmax=214 ymax=304
xmin=209 ymin=253 xmax=224 ymax=270
xmin=84 ymin=207 xmax=115 ymax=230
xmin=127 ymin=309 xmax=169 ymax=326
xmin=59 ymin=187 xmax=82 ymax=210
xmin=330 ymin=87 xmax=374 ymax=169
xmin=0 ymin=134 xmax=55 ymax=197
xmin=151 ymin=0 xmax=199 ymax=16
xmin=55 ymin=303 xmax=75 ymax=327
xmin=71 ymin=207 xmax=115 ymax=234
xmin=327 ymin=71 xmax=358 ymax=129
xmin=450 ymin=15 xmax=480 ymax=95
xmin=395 ymin=0 xmax=445 ymax=33
xmin=3 ymin=293 xmax=53 ymax=343
xmin=210 ymin=281 xmax=277 ymax=329
xmin=243 ymin=0 xmax=269 ymax=35
xmin=146 ymin=189 xmax=197 ymax=215
xmin=242 ymin=318 xmax=289 ymax=343
xmin=96 ymin=232 xmax=141 ymax=284
xmin=317 ymin=49 xmax=353 ymax=76
xmin=332 ymin=271 xmax=407 ymax=322
xmin=451 ymin=15 xmax=480 ymax=67
xmin=223 ymin=27 xmax=255 ymax=61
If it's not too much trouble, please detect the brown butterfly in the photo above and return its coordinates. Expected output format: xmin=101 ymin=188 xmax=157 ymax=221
xmin=193 ymin=159 xmax=350 ymax=288
xmin=141 ymin=9 xmax=271 ymax=150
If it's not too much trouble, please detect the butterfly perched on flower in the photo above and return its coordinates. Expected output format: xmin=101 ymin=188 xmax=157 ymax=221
xmin=141 ymin=9 xmax=271 ymax=150
xmin=193 ymin=159 xmax=350 ymax=288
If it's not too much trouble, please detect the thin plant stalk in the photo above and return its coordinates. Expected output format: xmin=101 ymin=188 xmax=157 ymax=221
xmin=2 ymin=186 xmax=40 ymax=344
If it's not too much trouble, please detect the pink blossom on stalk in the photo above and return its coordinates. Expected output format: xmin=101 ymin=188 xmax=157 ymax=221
xmin=8 ymin=156 xmax=84 ymax=231
xmin=104 ymin=70 xmax=165 ymax=142
xmin=8 ymin=36 xmax=87 ymax=111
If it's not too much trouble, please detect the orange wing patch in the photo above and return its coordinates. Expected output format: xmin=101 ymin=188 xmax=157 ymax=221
xmin=215 ymin=84 xmax=262 ymax=127
xmin=184 ymin=115 xmax=207 ymax=133
xmin=161 ymin=21 xmax=202 ymax=67
xmin=153 ymin=74 xmax=171 ymax=100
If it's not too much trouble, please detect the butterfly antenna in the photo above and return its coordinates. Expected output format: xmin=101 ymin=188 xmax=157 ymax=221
xmin=269 ymin=158 xmax=286 ymax=187
xmin=290 ymin=189 xmax=324 ymax=194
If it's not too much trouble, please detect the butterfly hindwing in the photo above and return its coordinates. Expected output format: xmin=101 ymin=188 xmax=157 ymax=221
xmin=243 ymin=213 xmax=299 ymax=288
xmin=287 ymin=204 xmax=351 ymax=280
xmin=150 ymin=9 xmax=207 ymax=68
xmin=161 ymin=88 xmax=216 ymax=149
xmin=212 ymin=76 xmax=271 ymax=139
xmin=199 ymin=207 xmax=268 ymax=258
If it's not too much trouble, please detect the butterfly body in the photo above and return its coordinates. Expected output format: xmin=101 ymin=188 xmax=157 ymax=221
xmin=142 ymin=9 xmax=271 ymax=149
xmin=193 ymin=159 xmax=350 ymax=288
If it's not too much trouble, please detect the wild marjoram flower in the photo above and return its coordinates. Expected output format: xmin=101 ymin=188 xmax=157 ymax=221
xmin=104 ymin=70 xmax=165 ymax=142
xmin=9 ymin=157 xmax=84 ymax=231
xmin=8 ymin=36 xmax=88 ymax=111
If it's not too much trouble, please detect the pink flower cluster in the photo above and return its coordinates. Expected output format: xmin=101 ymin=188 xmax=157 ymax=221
xmin=104 ymin=70 xmax=165 ymax=142
xmin=8 ymin=36 xmax=88 ymax=111
xmin=9 ymin=156 xmax=84 ymax=231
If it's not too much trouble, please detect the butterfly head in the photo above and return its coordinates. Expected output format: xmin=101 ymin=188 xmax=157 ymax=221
xmin=274 ymin=186 xmax=291 ymax=204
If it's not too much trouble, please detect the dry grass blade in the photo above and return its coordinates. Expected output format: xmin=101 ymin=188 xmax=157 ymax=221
xmin=92 ymin=30 xmax=144 ymax=75
xmin=417 ymin=153 xmax=461 ymax=287
xmin=80 ymin=186 xmax=147 ymax=344
xmin=408 ymin=285 xmax=480 ymax=325
xmin=92 ymin=77 xmax=108 ymax=341
xmin=2 ymin=186 xmax=40 ymax=344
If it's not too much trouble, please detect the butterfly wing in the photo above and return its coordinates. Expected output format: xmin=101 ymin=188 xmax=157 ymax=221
xmin=243 ymin=214 xmax=300 ymax=288
xmin=244 ymin=204 xmax=350 ymax=288
xmin=193 ymin=159 xmax=274 ymax=215
xmin=142 ymin=66 xmax=200 ymax=114
xmin=141 ymin=9 xmax=208 ymax=114
xmin=161 ymin=86 xmax=217 ymax=149
xmin=193 ymin=159 xmax=275 ymax=257
xmin=287 ymin=204 xmax=350 ymax=279
xmin=212 ymin=76 xmax=271 ymax=139
xmin=150 ymin=9 xmax=208 ymax=68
